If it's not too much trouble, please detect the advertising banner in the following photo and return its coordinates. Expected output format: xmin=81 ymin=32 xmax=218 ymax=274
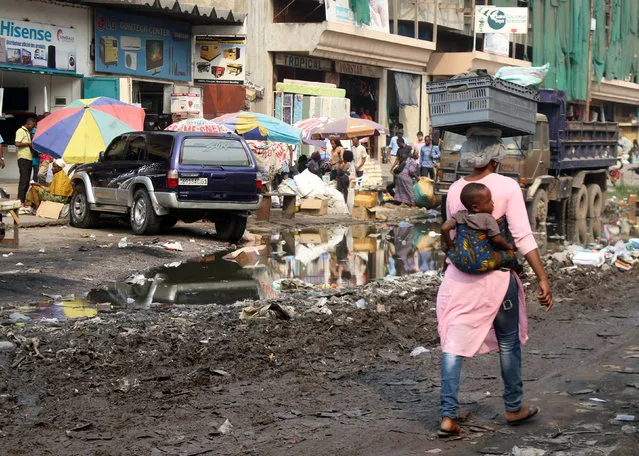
xmin=94 ymin=8 xmax=191 ymax=82
xmin=170 ymin=92 xmax=202 ymax=115
xmin=0 ymin=18 xmax=77 ymax=74
xmin=194 ymin=36 xmax=245 ymax=84
xmin=483 ymin=33 xmax=510 ymax=57
xmin=475 ymin=6 xmax=528 ymax=34
xmin=325 ymin=0 xmax=390 ymax=34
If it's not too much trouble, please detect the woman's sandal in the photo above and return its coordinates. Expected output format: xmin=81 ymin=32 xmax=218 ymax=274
xmin=505 ymin=405 xmax=540 ymax=426
xmin=438 ymin=417 xmax=462 ymax=438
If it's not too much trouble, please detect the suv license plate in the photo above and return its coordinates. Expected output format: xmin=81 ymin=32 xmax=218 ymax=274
xmin=179 ymin=177 xmax=208 ymax=186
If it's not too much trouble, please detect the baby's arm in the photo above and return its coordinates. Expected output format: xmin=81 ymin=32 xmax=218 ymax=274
xmin=490 ymin=234 xmax=515 ymax=251
xmin=441 ymin=220 xmax=456 ymax=253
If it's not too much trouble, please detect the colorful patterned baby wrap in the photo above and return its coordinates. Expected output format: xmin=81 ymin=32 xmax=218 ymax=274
xmin=447 ymin=216 xmax=517 ymax=274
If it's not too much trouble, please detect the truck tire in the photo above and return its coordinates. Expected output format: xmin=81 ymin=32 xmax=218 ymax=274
xmin=568 ymin=186 xmax=588 ymax=220
xmin=527 ymin=189 xmax=548 ymax=231
xmin=70 ymin=184 xmax=99 ymax=228
xmin=130 ymin=189 xmax=161 ymax=235
xmin=586 ymin=184 xmax=603 ymax=218
xmin=215 ymin=214 xmax=247 ymax=242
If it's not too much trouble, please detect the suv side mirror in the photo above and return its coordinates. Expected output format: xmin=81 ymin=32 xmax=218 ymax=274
xmin=98 ymin=151 xmax=105 ymax=162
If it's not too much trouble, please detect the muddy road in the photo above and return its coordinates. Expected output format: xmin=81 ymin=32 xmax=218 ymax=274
xmin=1 ymin=214 xmax=638 ymax=455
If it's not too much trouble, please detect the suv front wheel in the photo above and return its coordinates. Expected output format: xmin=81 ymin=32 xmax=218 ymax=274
xmin=130 ymin=189 xmax=161 ymax=235
xmin=70 ymin=184 xmax=98 ymax=228
xmin=215 ymin=214 xmax=247 ymax=242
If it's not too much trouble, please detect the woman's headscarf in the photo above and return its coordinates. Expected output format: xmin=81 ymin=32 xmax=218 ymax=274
xmin=459 ymin=127 xmax=506 ymax=169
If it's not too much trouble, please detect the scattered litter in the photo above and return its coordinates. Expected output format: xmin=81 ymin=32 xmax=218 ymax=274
xmin=272 ymin=278 xmax=313 ymax=291
xmin=307 ymin=298 xmax=332 ymax=315
xmin=2 ymin=252 xmax=13 ymax=257
xmin=15 ymin=262 xmax=24 ymax=266
xmin=107 ymin=233 xmax=114 ymax=237
xmin=189 ymin=239 xmax=195 ymax=243
xmin=164 ymin=262 xmax=182 ymax=268
xmin=354 ymin=298 xmax=367 ymax=309
xmin=615 ymin=414 xmax=636 ymax=422
xmin=97 ymin=244 xmax=113 ymax=249
xmin=240 ymin=303 xmax=295 ymax=320
xmin=589 ymin=398 xmax=606 ymax=403
xmin=568 ymin=388 xmax=594 ymax=395
xmin=38 ymin=249 xmax=46 ymax=253
xmin=118 ymin=237 xmax=128 ymax=248
xmin=163 ymin=241 xmax=183 ymax=251
xmin=212 ymin=369 xmax=230 ymax=377
xmin=217 ymin=419 xmax=233 ymax=435
xmin=571 ymin=251 xmax=605 ymax=267
xmin=9 ymin=312 xmax=31 ymax=323
xmin=621 ymin=425 xmax=637 ymax=434
xmin=511 ymin=446 xmax=546 ymax=456
xmin=410 ymin=346 xmax=429 ymax=357
xmin=125 ymin=274 xmax=147 ymax=286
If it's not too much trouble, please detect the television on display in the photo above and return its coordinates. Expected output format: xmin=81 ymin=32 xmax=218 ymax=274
xmin=146 ymin=40 xmax=164 ymax=75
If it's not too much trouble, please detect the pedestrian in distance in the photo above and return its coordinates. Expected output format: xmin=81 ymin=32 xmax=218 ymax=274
xmin=16 ymin=117 xmax=37 ymax=207
xmin=351 ymin=137 xmax=368 ymax=178
xmin=419 ymin=135 xmax=440 ymax=179
xmin=436 ymin=137 xmax=552 ymax=438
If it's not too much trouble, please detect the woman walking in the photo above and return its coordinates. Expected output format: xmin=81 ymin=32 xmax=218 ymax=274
xmin=436 ymin=134 xmax=553 ymax=437
xmin=393 ymin=152 xmax=418 ymax=206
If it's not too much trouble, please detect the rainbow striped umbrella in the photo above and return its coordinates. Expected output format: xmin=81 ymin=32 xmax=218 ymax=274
xmin=165 ymin=118 xmax=232 ymax=133
xmin=32 ymin=97 xmax=145 ymax=163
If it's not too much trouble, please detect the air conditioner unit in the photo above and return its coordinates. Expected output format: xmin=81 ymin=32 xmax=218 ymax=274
xmin=125 ymin=51 xmax=137 ymax=71
xmin=121 ymin=36 xmax=142 ymax=51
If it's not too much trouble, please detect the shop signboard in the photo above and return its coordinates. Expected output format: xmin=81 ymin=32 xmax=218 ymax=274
xmin=325 ymin=0 xmax=390 ymax=34
xmin=94 ymin=8 xmax=191 ymax=82
xmin=170 ymin=92 xmax=202 ymax=116
xmin=475 ymin=6 xmax=528 ymax=34
xmin=483 ymin=34 xmax=510 ymax=57
xmin=194 ymin=36 xmax=246 ymax=84
xmin=274 ymin=54 xmax=332 ymax=72
xmin=0 ymin=18 xmax=77 ymax=74
xmin=335 ymin=61 xmax=382 ymax=79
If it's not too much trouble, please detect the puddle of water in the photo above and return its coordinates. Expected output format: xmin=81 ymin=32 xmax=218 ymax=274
xmin=12 ymin=213 xmax=638 ymax=323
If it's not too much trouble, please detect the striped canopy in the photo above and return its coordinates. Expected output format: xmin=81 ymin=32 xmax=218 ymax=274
xmin=293 ymin=117 xmax=334 ymax=147
xmin=213 ymin=111 xmax=302 ymax=145
xmin=311 ymin=118 xmax=389 ymax=140
xmin=33 ymin=97 xmax=145 ymax=163
xmin=165 ymin=118 xmax=232 ymax=133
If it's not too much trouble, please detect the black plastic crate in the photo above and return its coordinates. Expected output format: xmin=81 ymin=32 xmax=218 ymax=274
xmin=427 ymin=76 xmax=539 ymax=137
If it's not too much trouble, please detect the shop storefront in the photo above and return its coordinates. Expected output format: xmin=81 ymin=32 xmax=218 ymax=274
xmin=0 ymin=0 xmax=91 ymax=179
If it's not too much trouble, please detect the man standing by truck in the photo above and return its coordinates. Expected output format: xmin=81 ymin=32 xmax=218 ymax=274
xmin=419 ymin=135 xmax=440 ymax=179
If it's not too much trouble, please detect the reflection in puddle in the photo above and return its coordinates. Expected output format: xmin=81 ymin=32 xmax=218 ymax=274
xmin=21 ymin=223 xmax=444 ymax=321
xmin=15 ymin=214 xmax=638 ymax=322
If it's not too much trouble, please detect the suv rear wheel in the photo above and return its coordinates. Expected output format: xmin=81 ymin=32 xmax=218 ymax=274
xmin=70 ymin=184 xmax=98 ymax=228
xmin=215 ymin=214 xmax=247 ymax=242
xmin=130 ymin=189 xmax=161 ymax=235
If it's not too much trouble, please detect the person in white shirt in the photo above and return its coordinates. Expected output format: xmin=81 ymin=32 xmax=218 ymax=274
xmin=351 ymin=137 xmax=368 ymax=178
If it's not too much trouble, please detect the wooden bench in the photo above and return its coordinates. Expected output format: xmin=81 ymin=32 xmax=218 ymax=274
xmin=256 ymin=193 xmax=296 ymax=221
xmin=0 ymin=200 xmax=21 ymax=248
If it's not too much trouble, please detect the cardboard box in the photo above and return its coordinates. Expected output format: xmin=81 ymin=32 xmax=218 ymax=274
xmin=353 ymin=191 xmax=378 ymax=209
xmin=352 ymin=206 xmax=376 ymax=221
xmin=351 ymin=225 xmax=371 ymax=239
xmin=300 ymin=198 xmax=328 ymax=216
xmin=353 ymin=238 xmax=377 ymax=253
xmin=299 ymin=228 xmax=328 ymax=245
xmin=36 ymin=201 xmax=65 ymax=219
xmin=223 ymin=245 xmax=268 ymax=268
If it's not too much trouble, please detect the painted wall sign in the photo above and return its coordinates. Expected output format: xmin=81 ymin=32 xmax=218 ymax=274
xmin=0 ymin=18 xmax=77 ymax=74
xmin=274 ymin=53 xmax=333 ymax=72
xmin=94 ymin=8 xmax=191 ymax=82
xmin=475 ymin=6 xmax=528 ymax=34
xmin=194 ymin=36 xmax=245 ymax=85
xmin=335 ymin=61 xmax=382 ymax=78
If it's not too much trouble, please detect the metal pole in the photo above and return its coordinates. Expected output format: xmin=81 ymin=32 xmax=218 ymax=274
xmin=471 ymin=0 xmax=477 ymax=52
xmin=433 ymin=0 xmax=439 ymax=47
xmin=393 ymin=0 xmax=399 ymax=35
xmin=585 ymin=0 xmax=594 ymax=121
xmin=415 ymin=0 xmax=419 ymax=39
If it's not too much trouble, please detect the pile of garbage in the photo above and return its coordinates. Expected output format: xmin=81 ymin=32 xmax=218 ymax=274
xmin=276 ymin=170 xmax=349 ymax=215
xmin=562 ymin=239 xmax=639 ymax=271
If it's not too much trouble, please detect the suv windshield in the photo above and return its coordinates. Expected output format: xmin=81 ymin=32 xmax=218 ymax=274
xmin=181 ymin=137 xmax=250 ymax=167
xmin=440 ymin=132 xmax=524 ymax=156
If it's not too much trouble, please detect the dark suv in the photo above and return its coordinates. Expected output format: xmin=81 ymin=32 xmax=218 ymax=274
xmin=69 ymin=131 xmax=261 ymax=241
